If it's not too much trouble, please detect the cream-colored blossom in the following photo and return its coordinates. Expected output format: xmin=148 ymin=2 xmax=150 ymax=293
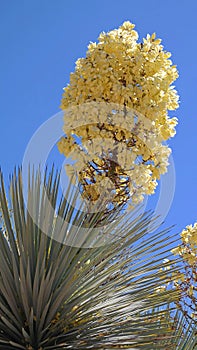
xmin=171 ymin=222 xmax=197 ymax=320
xmin=58 ymin=21 xmax=179 ymax=208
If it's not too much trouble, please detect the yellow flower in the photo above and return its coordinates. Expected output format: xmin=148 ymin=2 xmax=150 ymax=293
xmin=171 ymin=246 xmax=182 ymax=256
xmin=58 ymin=21 xmax=179 ymax=207
xmin=171 ymin=222 xmax=197 ymax=321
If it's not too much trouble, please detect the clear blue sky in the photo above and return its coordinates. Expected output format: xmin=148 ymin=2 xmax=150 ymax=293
xmin=1 ymin=0 xmax=197 ymax=235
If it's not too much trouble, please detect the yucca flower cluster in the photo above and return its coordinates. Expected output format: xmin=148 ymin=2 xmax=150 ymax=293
xmin=58 ymin=21 xmax=179 ymax=208
xmin=171 ymin=223 xmax=197 ymax=320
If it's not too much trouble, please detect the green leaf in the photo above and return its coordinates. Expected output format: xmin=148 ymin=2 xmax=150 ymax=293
xmin=0 ymin=168 xmax=196 ymax=349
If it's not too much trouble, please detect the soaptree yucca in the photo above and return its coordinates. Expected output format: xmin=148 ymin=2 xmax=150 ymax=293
xmin=0 ymin=168 xmax=195 ymax=349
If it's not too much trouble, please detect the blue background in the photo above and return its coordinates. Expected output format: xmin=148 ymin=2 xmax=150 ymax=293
xmin=1 ymin=0 xmax=197 ymax=236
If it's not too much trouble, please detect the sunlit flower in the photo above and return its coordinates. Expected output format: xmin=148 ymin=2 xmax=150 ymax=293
xmin=58 ymin=21 xmax=179 ymax=208
xmin=171 ymin=223 xmax=197 ymax=321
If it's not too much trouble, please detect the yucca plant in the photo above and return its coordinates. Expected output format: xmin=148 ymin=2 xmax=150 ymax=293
xmin=0 ymin=167 xmax=195 ymax=349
